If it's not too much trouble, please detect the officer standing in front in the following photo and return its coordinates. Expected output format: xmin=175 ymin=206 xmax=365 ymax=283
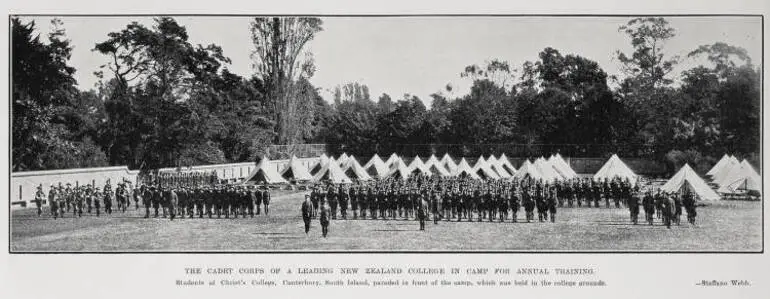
xmin=319 ymin=198 xmax=331 ymax=238
xmin=301 ymin=194 xmax=313 ymax=234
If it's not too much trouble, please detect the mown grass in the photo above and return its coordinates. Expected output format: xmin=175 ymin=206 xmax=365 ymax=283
xmin=10 ymin=191 xmax=762 ymax=252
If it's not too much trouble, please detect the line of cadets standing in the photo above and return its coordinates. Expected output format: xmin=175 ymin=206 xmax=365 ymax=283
xmin=138 ymin=185 xmax=272 ymax=220
xmin=305 ymin=175 xmax=698 ymax=235
xmin=35 ymin=181 xmax=131 ymax=219
xmin=34 ymin=180 xmax=273 ymax=221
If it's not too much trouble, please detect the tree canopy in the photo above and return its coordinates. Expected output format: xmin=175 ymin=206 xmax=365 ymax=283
xmin=11 ymin=17 xmax=761 ymax=174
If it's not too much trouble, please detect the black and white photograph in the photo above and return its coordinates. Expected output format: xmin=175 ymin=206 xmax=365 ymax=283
xmin=9 ymin=15 xmax=762 ymax=252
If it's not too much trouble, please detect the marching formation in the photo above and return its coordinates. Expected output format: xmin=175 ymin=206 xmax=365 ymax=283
xmin=34 ymin=181 xmax=274 ymax=221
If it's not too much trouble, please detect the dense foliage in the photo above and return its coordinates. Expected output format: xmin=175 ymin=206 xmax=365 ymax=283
xmin=12 ymin=17 xmax=760 ymax=174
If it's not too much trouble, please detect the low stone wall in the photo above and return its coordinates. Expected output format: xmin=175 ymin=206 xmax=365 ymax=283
xmin=10 ymin=166 xmax=140 ymax=209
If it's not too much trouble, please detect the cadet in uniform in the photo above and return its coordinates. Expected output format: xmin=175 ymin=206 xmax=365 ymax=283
xmin=103 ymin=185 xmax=112 ymax=215
xmin=673 ymin=193 xmax=682 ymax=226
xmin=368 ymin=187 xmax=377 ymax=220
xmin=349 ymin=185 xmax=358 ymax=219
xmin=547 ymin=188 xmax=557 ymax=223
xmin=58 ymin=185 xmax=67 ymax=218
xmin=142 ymin=186 xmax=153 ymax=218
xmin=85 ymin=186 xmax=93 ymax=214
xmin=654 ymin=190 xmax=664 ymax=219
xmin=177 ymin=187 xmax=188 ymax=219
xmin=262 ymin=187 xmax=271 ymax=216
xmin=535 ymin=187 xmax=546 ymax=222
xmin=682 ymin=190 xmax=696 ymax=225
xmin=417 ymin=194 xmax=428 ymax=231
xmin=168 ymin=187 xmax=178 ymax=221
xmin=431 ymin=192 xmax=441 ymax=225
xmin=204 ymin=187 xmax=214 ymax=218
xmin=338 ymin=185 xmax=348 ymax=219
xmin=93 ymin=188 xmax=101 ymax=217
xmin=133 ymin=185 xmax=141 ymax=210
xmin=75 ymin=187 xmax=84 ymax=217
xmin=628 ymin=191 xmax=641 ymax=225
xmin=523 ymin=187 xmax=535 ymax=222
xmin=302 ymin=194 xmax=313 ymax=234
xmin=662 ymin=192 xmax=674 ymax=229
xmin=64 ymin=183 xmax=72 ymax=212
xmin=34 ymin=184 xmax=44 ymax=217
xmin=152 ymin=186 xmax=162 ymax=218
xmin=510 ymin=188 xmax=520 ymax=222
xmin=442 ymin=188 xmax=451 ymax=221
xmin=49 ymin=185 xmax=59 ymax=218
xmin=247 ymin=186 xmax=256 ymax=218
xmin=319 ymin=198 xmax=331 ymax=238
xmin=254 ymin=186 xmax=263 ymax=215
xmin=499 ymin=189 xmax=509 ymax=222
xmin=642 ymin=190 xmax=655 ymax=225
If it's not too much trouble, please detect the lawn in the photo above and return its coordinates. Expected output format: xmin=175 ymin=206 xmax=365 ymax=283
xmin=10 ymin=190 xmax=762 ymax=252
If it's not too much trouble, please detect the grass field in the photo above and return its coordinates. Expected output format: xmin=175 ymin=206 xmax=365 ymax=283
xmin=10 ymin=190 xmax=762 ymax=252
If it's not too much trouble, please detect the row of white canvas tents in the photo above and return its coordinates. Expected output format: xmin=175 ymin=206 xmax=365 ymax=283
xmin=706 ymin=154 xmax=761 ymax=195
xmin=233 ymin=152 xmax=644 ymax=186
xmin=242 ymin=152 xmax=587 ymax=184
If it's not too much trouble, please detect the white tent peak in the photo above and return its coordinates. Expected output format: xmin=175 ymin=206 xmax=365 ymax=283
xmin=387 ymin=159 xmax=413 ymax=181
xmin=341 ymin=156 xmax=372 ymax=181
xmin=593 ymin=154 xmax=638 ymax=184
xmin=441 ymin=153 xmax=458 ymax=173
xmin=661 ymin=164 xmax=721 ymax=200
xmin=711 ymin=156 xmax=740 ymax=184
xmin=472 ymin=156 xmax=500 ymax=179
xmin=243 ymin=156 xmax=288 ymax=184
xmin=716 ymin=159 xmax=761 ymax=192
xmin=312 ymin=157 xmax=352 ymax=184
xmin=512 ymin=160 xmax=542 ymax=182
xmin=548 ymin=154 xmax=578 ymax=179
xmin=364 ymin=154 xmax=389 ymax=178
xmin=497 ymin=154 xmax=517 ymax=175
xmin=707 ymin=154 xmax=731 ymax=177
xmin=425 ymin=155 xmax=451 ymax=177
xmin=453 ymin=158 xmax=481 ymax=179
xmin=279 ymin=155 xmax=314 ymax=181
xmin=533 ymin=158 xmax=562 ymax=183
xmin=385 ymin=153 xmax=400 ymax=167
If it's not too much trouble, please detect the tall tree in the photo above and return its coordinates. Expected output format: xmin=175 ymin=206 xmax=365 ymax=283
xmin=615 ymin=18 xmax=680 ymax=157
xmin=12 ymin=18 xmax=86 ymax=170
xmin=94 ymin=17 xmax=233 ymax=169
xmin=616 ymin=17 xmax=679 ymax=92
xmin=249 ymin=17 xmax=323 ymax=145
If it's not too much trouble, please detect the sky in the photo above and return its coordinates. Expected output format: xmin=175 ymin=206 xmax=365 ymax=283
xmin=21 ymin=16 xmax=762 ymax=106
